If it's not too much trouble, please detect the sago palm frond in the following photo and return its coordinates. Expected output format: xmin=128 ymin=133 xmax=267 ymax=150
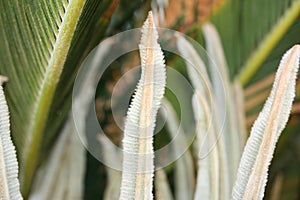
xmin=120 ymin=11 xmax=166 ymax=199
xmin=0 ymin=77 xmax=22 ymax=199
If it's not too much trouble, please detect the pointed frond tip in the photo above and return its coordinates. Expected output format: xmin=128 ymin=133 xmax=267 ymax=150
xmin=0 ymin=85 xmax=23 ymax=199
xmin=120 ymin=11 xmax=166 ymax=200
xmin=232 ymin=45 xmax=300 ymax=200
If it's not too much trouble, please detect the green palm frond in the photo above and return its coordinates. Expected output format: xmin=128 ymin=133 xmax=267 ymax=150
xmin=211 ymin=0 xmax=300 ymax=85
xmin=0 ymin=0 xmax=115 ymax=197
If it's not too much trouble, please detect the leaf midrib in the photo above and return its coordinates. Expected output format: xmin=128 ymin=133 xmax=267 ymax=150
xmin=20 ymin=0 xmax=85 ymax=197
xmin=243 ymin=45 xmax=299 ymax=199
xmin=237 ymin=0 xmax=300 ymax=85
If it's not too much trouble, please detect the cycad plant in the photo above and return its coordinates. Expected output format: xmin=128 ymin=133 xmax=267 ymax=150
xmin=118 ymin=12 xmax=300 ymax=199
xmin=1 ymin=0 xmax=300 ymax=199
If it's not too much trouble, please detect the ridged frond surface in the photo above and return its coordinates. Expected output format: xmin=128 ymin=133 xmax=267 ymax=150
xmin=0 ymin=0 xmax=113 ymax=196
xmin=211 ymin=0 xmax=300 ymax=84
xmin=0 ymin=84 xmax=22 ymax=200
xmin=120 ymin=11 xmax=166 ymax=200
xmin=232 ymin=45 xmax=300 ymax=200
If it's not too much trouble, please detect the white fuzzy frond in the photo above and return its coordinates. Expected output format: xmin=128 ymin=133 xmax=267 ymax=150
xmin=98 ymin=134 xmax=122 ymax=200
xmin=192 ymin=90 xmax=211 ymax=200
xmin=176 ymin=35 xmax=211 ymax=96
xmin=232 ymin=45 xmax=300 ymax=200
xmin=29 ymin=116 xmax=85 ymax=200
xmin=0 ymin=83 xmax=23 ymax=200
xmin=162 ymin=99 xmax=194 ymax=200
xmin=120 ymin=11 xmax=166 ymax=200
xmin=155 ymin=168 xmax=173 ymax=200
xmin=203 ymin=23 xmax=243 ymax=192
